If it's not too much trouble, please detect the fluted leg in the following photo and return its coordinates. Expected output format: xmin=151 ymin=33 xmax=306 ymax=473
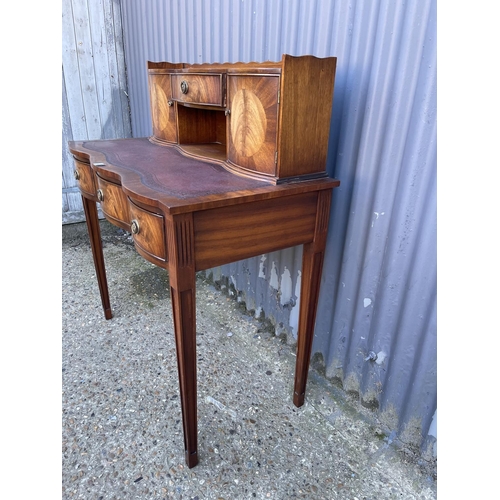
xmin=293 ymin=189 xmax=332 ymax=407
xmin=167 ymin=213 xmax=198 ymax=468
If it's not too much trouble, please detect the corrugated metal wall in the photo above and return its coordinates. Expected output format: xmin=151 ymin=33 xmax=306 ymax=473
xmin=62 ymin=0 xmax=132 ymax=223
xmin=119 ymin=0 xmax=437 ymax=456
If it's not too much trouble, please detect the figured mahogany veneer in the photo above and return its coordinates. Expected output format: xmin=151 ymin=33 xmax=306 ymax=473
xmin=148 ymin=54 xmax=337 ymax=183
xmin=69 ymin=54 xmax=339 ymax=469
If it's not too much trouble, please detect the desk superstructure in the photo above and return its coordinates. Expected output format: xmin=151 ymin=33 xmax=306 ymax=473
xmin=69 ymin=54 xmax=339 ymax=468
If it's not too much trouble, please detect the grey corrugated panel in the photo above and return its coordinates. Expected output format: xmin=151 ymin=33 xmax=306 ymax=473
xmin=313 ymin=0 xmax=437 ymax=450
xmin=120 ymin=0 xmax=437 ymax=454
xmin=211 ymin=245 xmax=304 ymax=338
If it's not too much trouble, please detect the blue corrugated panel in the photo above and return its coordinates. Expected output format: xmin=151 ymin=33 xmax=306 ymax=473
xmin=120 ymin=0 xmax=437 ymax=455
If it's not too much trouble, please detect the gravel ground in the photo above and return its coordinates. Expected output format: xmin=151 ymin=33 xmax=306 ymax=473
xmin=62 ymin=219 xmax=437 ymax=499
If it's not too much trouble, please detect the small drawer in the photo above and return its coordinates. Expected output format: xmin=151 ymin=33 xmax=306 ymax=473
xmin=73 ymin=160 xmax=96 ymax=197
xmin=128 ymin=200 xmax=167 ymax=265
xmin=95 ymin=176 xmax=130 ymax=230
xmin=171 ymin=73 xmax=224 ymax=106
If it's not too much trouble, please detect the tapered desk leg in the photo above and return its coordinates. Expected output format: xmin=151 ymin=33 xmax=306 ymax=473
xmin=293 ymin=190 xmax=332 ymax=407
xmin=167 ymin=214 xmax=198 ymax=468
xmin=81 ymin=195 xmax=112 ymax=320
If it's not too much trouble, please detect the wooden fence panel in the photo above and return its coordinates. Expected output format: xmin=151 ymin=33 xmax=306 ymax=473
xmin=62 ymin=0 xmax=132 ymax=223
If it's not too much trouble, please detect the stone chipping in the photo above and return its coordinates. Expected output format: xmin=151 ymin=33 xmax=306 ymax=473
xmin=62 ymin=220 xmax=437 ymax=499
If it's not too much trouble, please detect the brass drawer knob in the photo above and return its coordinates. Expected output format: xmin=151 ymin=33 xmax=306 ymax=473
xmin=131 ymin=219 xmax=140 ymax=235
xmin=180 ymin=80 xmax=189 ymax=94
xmin=167 ymin=100 xmax=173 ymax=107
xmin=74 ymin=169 xmax=80 ymax=181
xmin=96 ymin=189 xmax=104 ymax=202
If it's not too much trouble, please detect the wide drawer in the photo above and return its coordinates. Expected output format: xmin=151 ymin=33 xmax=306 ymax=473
xmin=96 ymin=176 xmax=130 ymax=230
xmin=128 ymin=200 xmax=167 ymax=266
xmin=171 ymin=73 xmax=224 ymax=106
xmin=73 ymin=159 xmax=96 ymax=197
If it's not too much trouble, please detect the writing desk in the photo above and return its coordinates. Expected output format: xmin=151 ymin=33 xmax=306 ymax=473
xmin=68 ymin=55 xmax=339 ymax=468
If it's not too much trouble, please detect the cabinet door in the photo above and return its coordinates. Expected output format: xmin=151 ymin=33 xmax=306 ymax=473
xmin=227 ymin=75 xmax=279 ymax=176
xmin=149 ymin=73 xmax=177 ymax=144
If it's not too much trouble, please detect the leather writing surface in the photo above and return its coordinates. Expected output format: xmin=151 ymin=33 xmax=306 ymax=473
xmin=83 ymin=138 xmax=264 ymax=199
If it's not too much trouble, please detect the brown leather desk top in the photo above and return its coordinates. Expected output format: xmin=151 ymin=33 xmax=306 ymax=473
xmin=69 ymin=138 xmax=339 ymax=215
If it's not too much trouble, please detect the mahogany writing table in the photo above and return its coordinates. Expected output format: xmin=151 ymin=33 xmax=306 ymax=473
xmin=68 ymin=55 xmax=339 ymax=468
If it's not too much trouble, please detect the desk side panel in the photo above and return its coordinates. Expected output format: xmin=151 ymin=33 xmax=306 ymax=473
xmin=193 ymin=192 xmax=317 ymax=271
xmin=278 ymin=55 xmax=336 ymax=180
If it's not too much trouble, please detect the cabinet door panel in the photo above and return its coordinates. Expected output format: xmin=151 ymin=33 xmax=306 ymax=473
xmin=227 ymin=75 xmax=279 ymax=176
xmin=149 ymin=74 xmax=177 ymax=144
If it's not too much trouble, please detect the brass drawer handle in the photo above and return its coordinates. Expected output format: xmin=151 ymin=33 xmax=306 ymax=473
xmin=74 ymin=169 xmax=80 ymax=181
xmin=96 ymin=189 xmax=104 ymax=202
xmin=131 ymin=219 xmax=140 ymax=235
xmin=180 ymin=80 xmax=189 ymax=94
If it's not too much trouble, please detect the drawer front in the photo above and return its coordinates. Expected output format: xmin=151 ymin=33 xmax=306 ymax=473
xmin=171 ymin=73 xmax=224 ymax=106
xmin=74 ymin=160 xmax=96 ymax=196
xmin=128 ymin=201 xmax=167 ymax=264
xmin=96 ymin=176 xmax=130 ymax=229
xmin=149 ymin=73 xmax=177 ymax=143
xmin=227 ymin=74 xmax=279 ymax=176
